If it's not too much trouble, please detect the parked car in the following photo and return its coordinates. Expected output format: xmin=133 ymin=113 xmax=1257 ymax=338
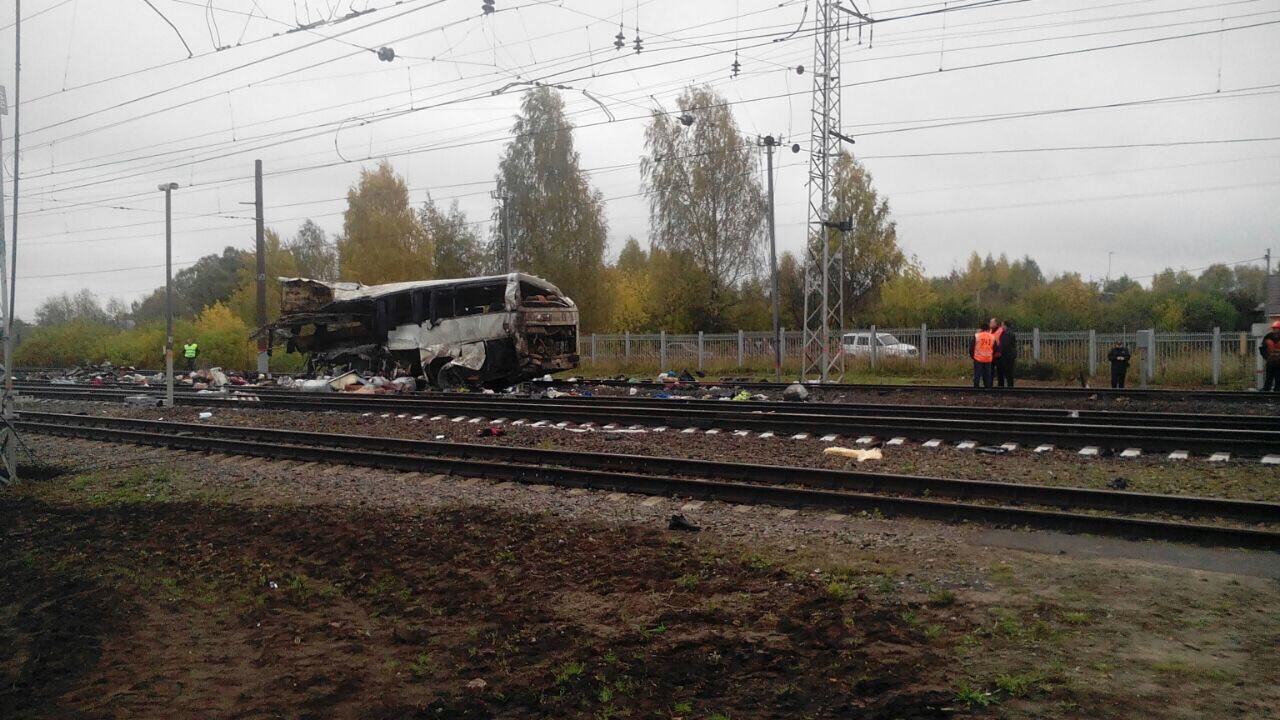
xmin=841 ymin=331 xmax=919 ymax=358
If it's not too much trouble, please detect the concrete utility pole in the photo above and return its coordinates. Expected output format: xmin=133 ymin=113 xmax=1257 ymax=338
xmin=0 ymin=84 xmax=15 ymax=486
xmin=254 ymin=160 xmax=268 ymax=375
xmin=1 ymin=2 xmax=23 ymax=485
xmin=759 ymin=134 xmax=782 ymax=381
xmin=159 ymin=182 xmax=179 ymax=408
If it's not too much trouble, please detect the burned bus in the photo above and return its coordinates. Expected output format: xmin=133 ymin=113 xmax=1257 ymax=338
xmin=263 ymin=273 xmax=579 ymax=388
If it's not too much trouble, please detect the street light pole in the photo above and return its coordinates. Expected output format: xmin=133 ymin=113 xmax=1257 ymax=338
xmin=760 ymin=135 xmax=782 ymax=382
xmin=159 ymin=182 xmax=178 ymax=408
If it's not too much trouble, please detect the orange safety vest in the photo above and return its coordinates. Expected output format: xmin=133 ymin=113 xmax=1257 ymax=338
xmin=973 ymin=331 xmax=995 ymax=363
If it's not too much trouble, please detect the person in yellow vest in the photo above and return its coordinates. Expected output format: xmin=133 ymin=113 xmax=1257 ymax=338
xmin=183 ymin=339 xmax=200 ymax=372
xmin=969 ymin=323 xmax=996 ymax=388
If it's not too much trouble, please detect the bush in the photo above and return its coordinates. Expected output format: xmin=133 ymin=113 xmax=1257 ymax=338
xmin=14 ymin=321 xmax=113 ymax=367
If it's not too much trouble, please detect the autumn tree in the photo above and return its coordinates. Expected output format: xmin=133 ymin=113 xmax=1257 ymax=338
xmin=287 ymin=220 xmax=338 ymax=280
xmin=608 ymin=238 xmax=654 ymax=331
xmin=228 ymin=229 xmax=298 ymax=326
xmin=642 ymin=84 xmax=764 ymax=331
xmin=875 ymin=264 xmax=938 ymax=327
xmin=131 ymin=247 xmax=241 ymax=322
xmin=776 ymin=251 xmax=805 ymax=330
xmin=495 ymin=87 xmax=609 ymax=329
xmin=420 ymin=196 xmax=485 ymax=279
xmin=827 ymin=151 xmax=905 ymax=319
xmin=337 ymin=160 xmax=432 ymax=284
xmin=35 ymin=290 xmax=111 ymax=327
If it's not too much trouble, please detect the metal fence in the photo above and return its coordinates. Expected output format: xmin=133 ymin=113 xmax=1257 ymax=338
xmin=580 ymin=326 xmax=1265 ymax=386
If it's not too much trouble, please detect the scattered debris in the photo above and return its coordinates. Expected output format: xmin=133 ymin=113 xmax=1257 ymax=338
xmin=667 ymin=514 xmax=701 ymax=532
xmin=782 ymin=383 xmax=809 ymax=402
xmin=823 ymin=446 xmax=882 ymax=462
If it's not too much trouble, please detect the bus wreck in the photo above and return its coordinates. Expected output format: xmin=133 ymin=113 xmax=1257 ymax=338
xmin=261 ymin=273 xmax=579 ymax=388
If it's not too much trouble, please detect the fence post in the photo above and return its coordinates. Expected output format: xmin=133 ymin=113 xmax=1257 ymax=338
xmin=779 ymin=326 xmax=786 ymax=376
xmin=591 ymin=333 xmax=597 ymax=365
xmin=1032 ymin=328 xmax=1041 ymax=361
xmin=737 ymin=329 xmax=744 ymax=367
xmin=1212 ymin=326 xmax=1221 ymax=385
xmin=1088 ymin=329 xmax=1097 ymax=377
xmin=920 ymin=323 xmax=927 ymax=366
xmin=660 ymin=330 xmax=667 ymax=370
xmin=624 ymin=331 xmax=631 ymax=362
xmin=869 ymin=324 xmax=878 ymax=369
xmin=1137 ymin=328 xmax=1155 ymax=388
xmin=697 ymin=331 xmax=704 ymax=371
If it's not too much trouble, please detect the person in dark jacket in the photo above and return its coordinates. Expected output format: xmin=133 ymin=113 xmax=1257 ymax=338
xmin=1107 ymin=341 xmax=1132 ymax=389
xmin=1259 ymin=320 xmax=1280 ymax=391
xmin=996 ymin=320 xmax=1017 ymax=387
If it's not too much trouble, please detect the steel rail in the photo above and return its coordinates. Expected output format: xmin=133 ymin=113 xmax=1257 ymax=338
xmin=17 ymin=413 xmax=1280 ymax=551
xmin=537 ymin=377 xmax=1277 ymax=402
xmin=20 ymin=410 xmax=1279 ymax=524
xmin=12 ymin=381 xmax=1277 ymax=431
xmin=14 ymin=386 xmax=1280 ymax=455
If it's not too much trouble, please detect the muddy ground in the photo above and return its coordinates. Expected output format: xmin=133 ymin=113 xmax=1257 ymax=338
xmin=3 ymin=437 xmax=1278 ymax=719
xmin=26 ymin=399 xmax=1280 ymax=503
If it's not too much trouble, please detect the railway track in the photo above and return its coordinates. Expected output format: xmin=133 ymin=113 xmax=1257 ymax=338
xmin=17 ymin=411 xmax=1280 ymax=551
xmin=14 ymin=383 xmax=1280 ymax=457
xmin=536 ymin=377 xmax=1276 ymax=403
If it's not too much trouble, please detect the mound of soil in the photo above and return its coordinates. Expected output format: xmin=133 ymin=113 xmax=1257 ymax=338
xmin=0 ymin=497 xmax=958 ymax=719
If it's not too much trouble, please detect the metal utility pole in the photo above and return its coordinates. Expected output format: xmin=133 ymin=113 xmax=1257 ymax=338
xmin=159 ymin=182 xmax=179 ymax=408
xmin=0 ymin=84 xmax=15 ymax=486
xmin=254 ymin=160 xmax=268 ymax=375
xmin=759 ymin=135 xmax=783 ymax=381
xmin=1 ymin=2 xmax=23 ymax=485
xmin=802 ymin=1 xmax=870 ymax=382
xmin=491 ymin=191 xmax=513 ymax=273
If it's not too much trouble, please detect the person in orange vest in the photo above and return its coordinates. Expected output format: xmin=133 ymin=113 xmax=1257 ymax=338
xmin=969 ymin=322 xmax=996 ymax=388
xmin=1259 ymin=320 xmax=1280 ymax=391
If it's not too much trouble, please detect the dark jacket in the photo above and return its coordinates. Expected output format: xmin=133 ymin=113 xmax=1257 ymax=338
xmin=1260 ymin=331 xmax=1280 ymax=363
xmin=999 ymin=329 xmax=1017 ymax=361
xmin=1107 ymin=346 xmax=1131 ymax=367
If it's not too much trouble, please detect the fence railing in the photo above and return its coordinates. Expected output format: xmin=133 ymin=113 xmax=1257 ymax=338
xmin=580 ymin=326 xmax=1265 ymax=387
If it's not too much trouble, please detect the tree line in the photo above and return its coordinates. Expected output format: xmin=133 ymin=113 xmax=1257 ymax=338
xmin=17 ymin=84 xmax=1267 ymax=367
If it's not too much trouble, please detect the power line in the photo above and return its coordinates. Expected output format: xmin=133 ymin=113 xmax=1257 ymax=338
xmin=20 ymin=0 xmax=1265 ymax=188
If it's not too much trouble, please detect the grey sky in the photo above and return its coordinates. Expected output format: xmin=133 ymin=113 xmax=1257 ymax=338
xmin=1 ymin=0 xmax=1277 ymax=320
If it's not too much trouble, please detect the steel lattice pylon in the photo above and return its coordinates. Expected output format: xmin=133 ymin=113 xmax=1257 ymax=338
xmin=801 ymin=0 xmax=845 ymax=383
xmin=801 ymin=0 xmax=872 ymax=382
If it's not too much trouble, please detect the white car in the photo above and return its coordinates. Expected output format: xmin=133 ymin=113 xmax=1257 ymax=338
xmin=841 ymin=332 xmax=919 ymax=358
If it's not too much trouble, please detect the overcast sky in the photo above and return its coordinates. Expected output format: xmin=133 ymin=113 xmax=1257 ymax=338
xmin=1 ymin=0 xmax=1277 ymax=320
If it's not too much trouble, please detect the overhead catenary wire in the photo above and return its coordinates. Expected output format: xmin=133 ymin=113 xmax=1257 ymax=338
xmin=21 ymin=10 xmax=1279 ymax=209
xmin=17 ymin=0 xmax=1266 ymax=186
xmin=12 ymin=2 xmax=1280 ymax=294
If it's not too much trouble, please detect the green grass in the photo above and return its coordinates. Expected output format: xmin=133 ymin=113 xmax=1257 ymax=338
xmin=675 ymin=574 xmax=700 ymax=591
xmin=927 ymin=589 xmax=957 ymax=607
xmin=994 ymin=671 xmax=1047 ymax=697
xmin=553 ymin=660 xmax=586 ymax=685
xmin=825 ymin=581 xmax=852 ymax=600
xmin=955 ymin=682 xmax=997 ymax=708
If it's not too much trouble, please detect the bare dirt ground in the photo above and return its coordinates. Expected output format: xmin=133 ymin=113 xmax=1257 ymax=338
xmin=3 ymin=436 xmax=1278 ymax=719
xmin=27 ymin=399 xmax=1280 ymax=502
